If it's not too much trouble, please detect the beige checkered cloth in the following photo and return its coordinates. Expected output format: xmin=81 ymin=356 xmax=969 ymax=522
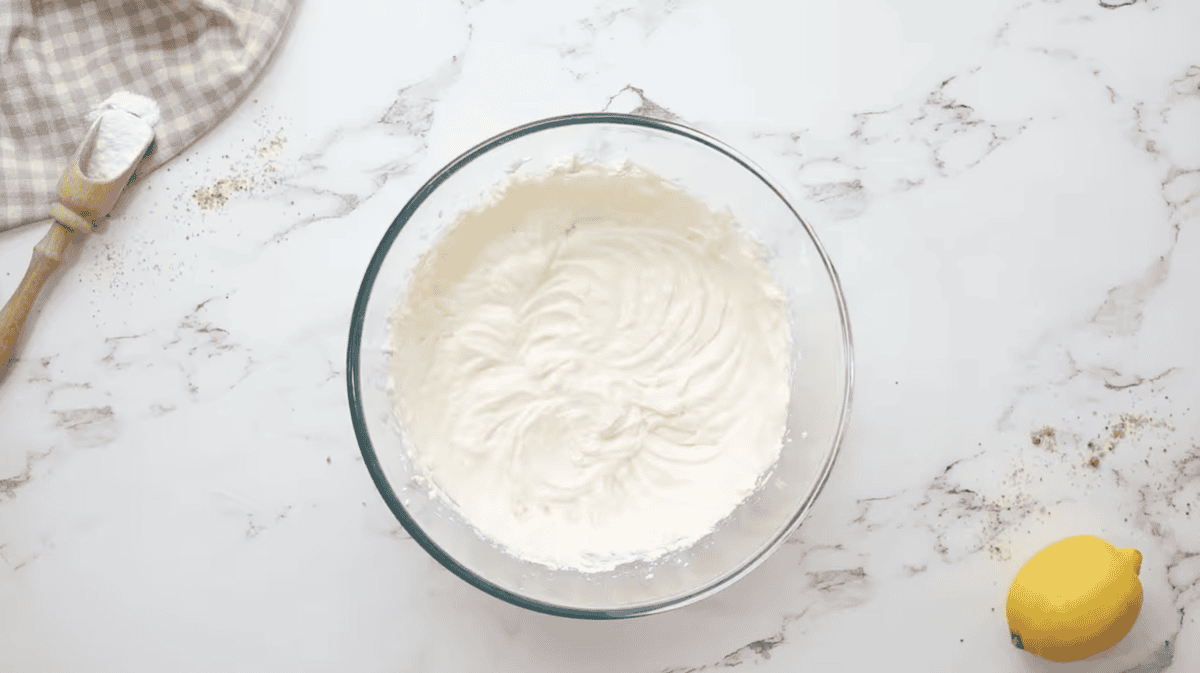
xmin=0 ymin=0 xmax=296 ymax=232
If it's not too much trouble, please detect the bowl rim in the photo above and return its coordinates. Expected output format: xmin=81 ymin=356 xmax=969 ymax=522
xmin=346 ymin=112 xmax=855 ymax=619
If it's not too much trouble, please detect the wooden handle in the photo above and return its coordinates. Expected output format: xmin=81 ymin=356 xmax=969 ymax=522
xmin=0 ymin=222 xmax=72 ymax=382
xmin=0 ymin=113 xmax=152 ymax=384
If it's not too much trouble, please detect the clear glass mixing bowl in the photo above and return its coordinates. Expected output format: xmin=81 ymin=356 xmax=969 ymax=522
xmin=347 ymin=113 xmax=853 ymax=618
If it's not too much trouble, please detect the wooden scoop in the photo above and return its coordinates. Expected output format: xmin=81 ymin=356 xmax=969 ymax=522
xmin=0 ymin=111 xmax=155 ymax=382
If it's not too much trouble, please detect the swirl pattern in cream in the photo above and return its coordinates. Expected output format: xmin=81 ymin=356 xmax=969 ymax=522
xmin=389 ymin=162 xmax=792 ymax=571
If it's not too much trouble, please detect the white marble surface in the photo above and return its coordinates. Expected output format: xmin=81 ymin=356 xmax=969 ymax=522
xmin=2 ymin=0 xmax=1197 ymax=669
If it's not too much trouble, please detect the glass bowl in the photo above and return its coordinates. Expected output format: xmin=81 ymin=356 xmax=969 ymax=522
xmin=346 ymin=113 xmax=853 ymax=618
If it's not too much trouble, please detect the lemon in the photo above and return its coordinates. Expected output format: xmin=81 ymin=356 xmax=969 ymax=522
xmin=1007 ymin=535 xmax=1143 ymax=662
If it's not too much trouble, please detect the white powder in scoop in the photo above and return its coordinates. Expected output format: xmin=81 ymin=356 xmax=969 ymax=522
xmin=388 ymin=161 xmax=793 ymax=572
xmin=83 ymin=91 xmax=159 ymax=181
xmin=88 ymin=90 xmax=160 ymax=127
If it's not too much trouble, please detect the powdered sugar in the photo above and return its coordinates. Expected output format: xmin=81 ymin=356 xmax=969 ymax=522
xmin=87 ymin=90 xmax=160 ymax=127
xmin=83 ymin=92 xmax=159 ymax=182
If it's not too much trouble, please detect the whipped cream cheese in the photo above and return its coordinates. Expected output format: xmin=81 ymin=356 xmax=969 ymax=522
xmin=388 ymin=161 xmax=792 ymax=572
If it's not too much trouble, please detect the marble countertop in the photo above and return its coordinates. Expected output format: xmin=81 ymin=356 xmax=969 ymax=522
xmin=2 ymin=0 xmax=1197 ymax=670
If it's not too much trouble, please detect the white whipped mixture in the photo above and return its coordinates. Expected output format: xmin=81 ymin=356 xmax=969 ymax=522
xmin=388 ymin=161 xmax=792 ymax=572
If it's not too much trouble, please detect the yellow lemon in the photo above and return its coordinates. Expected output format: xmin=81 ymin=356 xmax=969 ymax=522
xmin=1007 ymin=535 xmax=1143 ymax=662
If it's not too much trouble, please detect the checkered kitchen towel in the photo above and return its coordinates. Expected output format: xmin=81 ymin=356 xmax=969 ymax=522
xmin=0 ymin=0 xmax=296 ymax=232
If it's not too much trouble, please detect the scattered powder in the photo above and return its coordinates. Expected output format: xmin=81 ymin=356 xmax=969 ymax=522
xmin=192 ymin=174 xmax=251 ymax=210
xmin=986 ymin=461 xmax=1050 ymax=562
xmin=256 ymin=132 xmax=287 ymax=158
xmin=1085 ymin=412 xmax=1173 ymax=463
xmin=1029 ymin=426 xmax=1056 ymax=450
xmin=188 ymin=126 xmax=288 ymax=211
